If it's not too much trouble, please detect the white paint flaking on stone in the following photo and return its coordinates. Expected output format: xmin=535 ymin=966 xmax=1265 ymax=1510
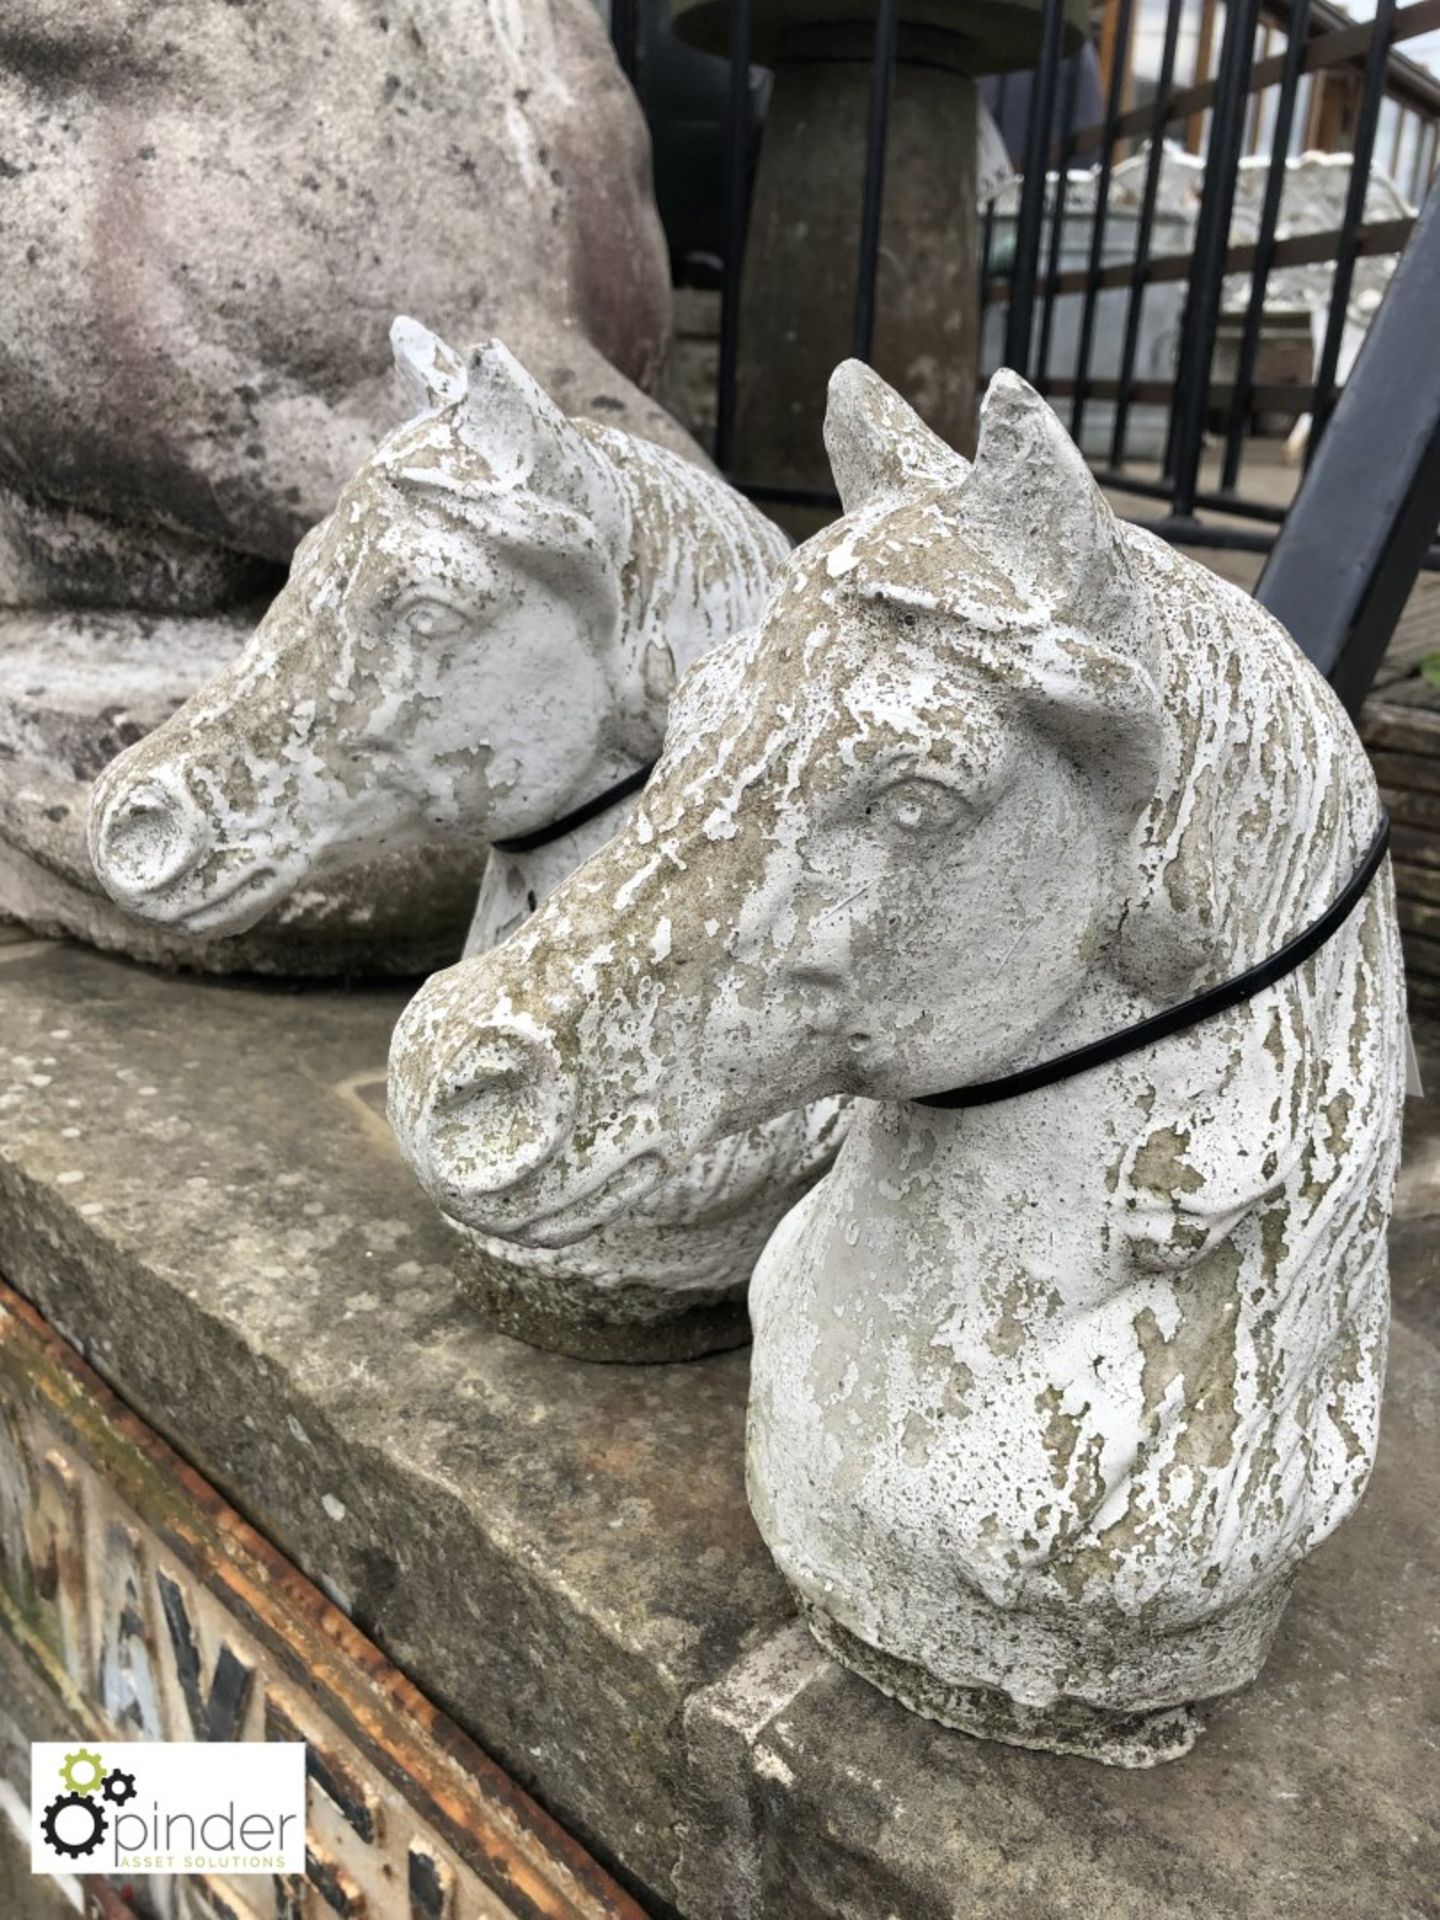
xmin=388 ymin=362 xmax=1407 ymax=1760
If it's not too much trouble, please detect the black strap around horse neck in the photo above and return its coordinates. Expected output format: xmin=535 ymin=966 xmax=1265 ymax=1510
xmin=491 ymin=763 xmax=656 ymax=857
xmin=914 ymin=810 xmax=1391 ymax=1112
xmin=493 ymin=768 xmax=1389 ymax=1112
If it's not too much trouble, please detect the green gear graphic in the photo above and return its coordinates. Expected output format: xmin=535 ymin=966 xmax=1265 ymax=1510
xmin=58 ymin=1748 xmax=105 ymax=1795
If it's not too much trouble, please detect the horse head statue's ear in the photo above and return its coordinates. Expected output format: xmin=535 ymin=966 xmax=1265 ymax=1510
xmin=458 ymin=340 xmax=625 ymax=545
xmin=959 ymin=375 xmax=1226 ymax=995
xmin=930 ymin=372 xmax=1224 ymax=993
xmin=824 ymin=360 xmax=969 ymax=513
xmin=391 ymin=317 xmax=469 ymax=414
xmin=963 ymin=369 xmax=1141 ymax=641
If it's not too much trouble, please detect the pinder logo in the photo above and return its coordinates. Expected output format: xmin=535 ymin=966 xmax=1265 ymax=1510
xmin=32 ymin=1741 xmax=306 ymax=1876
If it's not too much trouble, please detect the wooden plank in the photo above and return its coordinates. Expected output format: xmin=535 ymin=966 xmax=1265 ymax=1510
xmin=1097 ymin=0 xmax=1124 ymax=102
xmin=1391 ymin=822 xmax=1440 ymax=870
xmin=1398 ymin=893 xmax=1440 ymax=939
xmin=1044 ymin=375 xmax=1319 ymax=407
xmin=984 ymin=216 xmax=1415 ymax=306
xmin=1368 ymin=747 xmax=1440 ymax=797
xmin=1379 ymin=783 xmax=1440 ymax=830
xmin=1063 ymin=0 xmax=1440 ymax=156
xmin=1392 ymin=859 xmax=1440 ymax=905
xmin=1397 ymin=926 xmax=1440 ymax=979
xmin=1362 ymin=709 xmax=1440 ymax=757
xmin=1372 ymin=675 xmax=1440 ymax=712
xmin=1188 ymin=0 xmax=1220 ymax=151
xmin=1380 ymin=581 xmax=1440 ymax=664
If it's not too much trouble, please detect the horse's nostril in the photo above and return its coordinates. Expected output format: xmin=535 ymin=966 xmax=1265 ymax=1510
xmin=93 ymin=777 xmax=210 ymax=899
xmin=416 ymin=1029 xmax=573 ymax=1200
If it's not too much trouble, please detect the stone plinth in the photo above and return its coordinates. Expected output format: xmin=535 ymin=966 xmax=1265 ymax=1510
xmin=0 ymin=932 xmax=1436 ymax=1917
xmin=674 ymin=0 xmax=1087 ymax=538
xmin=731 ymin=49 xmax=981 ymax=541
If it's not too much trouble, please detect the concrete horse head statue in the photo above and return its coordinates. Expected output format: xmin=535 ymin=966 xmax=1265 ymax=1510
xmin=88 ymin=322 xmax=787 ymax=944
xmin=389 ymin=363 xmax=1405 ymax=1758
xmin=91 ymin=321 xmax=841 ymax=1358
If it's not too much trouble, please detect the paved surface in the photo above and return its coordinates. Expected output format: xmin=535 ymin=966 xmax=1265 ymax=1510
xmin=0 ymin=928 xmax=1436 ymax=1917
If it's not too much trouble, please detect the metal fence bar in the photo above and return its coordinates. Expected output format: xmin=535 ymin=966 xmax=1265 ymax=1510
xmin=713 ymin=0 xmax=752 ymax=473
xmin=1004 ymin=0 xmax=1069 ymax=374
xmin=1055 ymin=374 xmax=1325 ymax=405
xmin=1259 ymin=175 xmax=1440 ymax=712
xmin=1070 ymin=0 xmax=1136 ymax=448
xmin=1035 ymin=51 xmax=1083 ymax=388
xmin=853 ymin=0 xmax=901 ymax=362
xmin=1127 ymin=515 xmax=1281 ymax=551
xmin=1094 ymin=467 xmax=1287 ymax=519
xmin=609 ymin=0 xmax=639 ymax=83
xmin=1220 ymin=0 xmax=1313 ymax=491
xmin=1051 ymin=373 xmax=1347 ymax=407
xmin=985 ymin=212 xmax=1416 ymax=299
xmin=1168 ymin=0 xmax=1266 ymax=515
xmin=1306 ymin=0 xmax=1397 ymax=460
xmin=1108 ymin=0 xmax=1186 ymax=468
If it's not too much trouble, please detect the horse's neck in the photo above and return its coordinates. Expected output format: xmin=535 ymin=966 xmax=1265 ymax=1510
xmin=464 ymin=796 xmax=637 ymax=958
xmin=832 ymin=1077 xmax=1139 ymax=1311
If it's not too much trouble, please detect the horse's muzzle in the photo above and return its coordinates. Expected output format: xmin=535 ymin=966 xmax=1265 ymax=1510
xmin=89 ymin=771 xmax=214 ymax=915
xmin=389 ymin=1016 xmax=576 ymax=1225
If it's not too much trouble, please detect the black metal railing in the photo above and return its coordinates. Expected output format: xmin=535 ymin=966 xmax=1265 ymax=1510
xmin=979 ymin=0 xmax=1440 ymax=556
xmin=611 ymin=0 xmax=1440 ymax=646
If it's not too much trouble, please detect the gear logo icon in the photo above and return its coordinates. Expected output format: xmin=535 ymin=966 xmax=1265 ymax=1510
xmin=41 ymin=1789 xmax=109 ymax=1860
xmin=58 ymin=1747 xmax=105 ymax=1795
xmin=40 ymin=1748 xmax=137 ymax=1862
xmin=102 ymin=1768 xmax=137 ymax=1807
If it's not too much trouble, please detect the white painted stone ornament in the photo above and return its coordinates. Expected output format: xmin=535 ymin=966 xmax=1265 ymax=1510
xmin=91 ymin=322 xmax=841 ymax=1357
xmin=89 ymin=323 xmax=786 ymax=950
xmin=388 ymin=362 xmax=1407 ymax=1760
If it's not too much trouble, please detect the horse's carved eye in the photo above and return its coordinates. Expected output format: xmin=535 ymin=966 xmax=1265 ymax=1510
xmin=872 ymin=776 xmax=969 ymax=836
xmin=395 ymin=597 xmax=469 ymax=642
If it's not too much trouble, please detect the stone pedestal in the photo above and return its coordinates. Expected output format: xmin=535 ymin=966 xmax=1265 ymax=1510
xmin=675 ymin=0 xmax=1086 ymax=535
xmin=0 ymin=933 xmax=1436 ymax=1917
xmin=738 ymin=46 xmax=980 ymax=538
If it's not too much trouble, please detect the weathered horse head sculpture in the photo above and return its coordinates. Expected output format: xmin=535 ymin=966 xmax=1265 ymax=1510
xmin=88 ymin=322 xmax=786 ymax=948
xmin=389 ymin=364 xmax=1406 ymax=1759
xmin=91 ymin=322 xmax=836 ymax=1357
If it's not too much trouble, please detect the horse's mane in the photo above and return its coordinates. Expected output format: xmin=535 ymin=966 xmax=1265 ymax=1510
xmin=368 ymin=409 xmax=623 ymax=566
xmin=583 ymin=422 xmax=789 ymax=688
xmin=1121 ymin=526 xmax=1378 ymax=986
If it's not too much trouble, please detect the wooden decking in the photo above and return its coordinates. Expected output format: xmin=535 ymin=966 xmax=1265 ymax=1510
xmin=1364 ymin=578 xmax=1440 ymax=1005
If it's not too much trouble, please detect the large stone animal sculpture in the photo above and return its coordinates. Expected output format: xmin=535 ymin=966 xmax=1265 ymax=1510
xmin=388 ymin=362 xmax=1407 ymax=1760
xmin=92 ymin=323 xmax=841 ymax=1354
xmin=1 ymin=0 xmax=682 ymax=967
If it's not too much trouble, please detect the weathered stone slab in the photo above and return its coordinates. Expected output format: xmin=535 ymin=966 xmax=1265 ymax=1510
xmin=0 ymin=937 xmax=1436 ymax=1915
xmin=0 ymin=938 xmax=783 ymax=1900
